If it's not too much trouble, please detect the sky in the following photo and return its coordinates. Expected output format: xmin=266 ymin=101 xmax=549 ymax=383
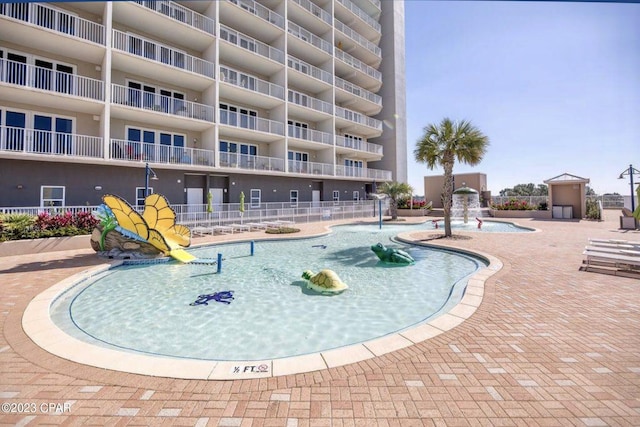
xmin=403 ymin=0 xmax=640 ymax=197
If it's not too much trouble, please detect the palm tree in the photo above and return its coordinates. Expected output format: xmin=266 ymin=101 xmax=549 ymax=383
xmin=377 ymin=181 xmax=413 ymax=220
xmin=414 ymin=118 xmax=489 ymax=237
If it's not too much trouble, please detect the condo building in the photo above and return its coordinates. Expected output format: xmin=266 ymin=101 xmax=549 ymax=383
xmin=0 ymin=0 xmax=406 ymax=209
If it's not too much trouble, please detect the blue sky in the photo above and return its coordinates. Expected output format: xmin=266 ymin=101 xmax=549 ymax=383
xmin=404 ymin=0 xmax=640 ymax=196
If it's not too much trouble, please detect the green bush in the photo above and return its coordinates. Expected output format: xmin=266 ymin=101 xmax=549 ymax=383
xmin=0 ymin=212 xmax=97 ymax=242
xmin=585 ymin=199 xmax=601 ymax=220
xmin=265 ymin=227 xmax=300 ymax=234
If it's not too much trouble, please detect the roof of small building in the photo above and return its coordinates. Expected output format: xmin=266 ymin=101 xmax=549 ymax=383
xmin=543 ymin=173 xmax=590 ymax=184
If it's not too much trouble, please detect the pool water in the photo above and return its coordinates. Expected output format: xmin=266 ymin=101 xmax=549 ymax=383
xmin=50 ymin=222 xmax=498 ymax=361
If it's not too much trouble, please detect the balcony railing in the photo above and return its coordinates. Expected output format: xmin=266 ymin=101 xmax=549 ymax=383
xmin=219 ymin=152 xmax=285 ymax=171
xmin=335 ymin=19 xmax=381 ymax=57
xmin=336 ymin=107 xmax=382 ymax=130
xmin=287 ymin=55 xmax=332 ymax=85
xmin=220 ymin=66 xmax=285 ymax=99
xmin=112 ymin=29 xmax=215 ymax=78
xmin=219 ymin=25 xmax=285 ymax=64
xmin=110 ymin=139 xmax=214 ymax=166
xmin=287 ymin=21 xmax=332 ymax=55
xmin=287 ymin=90 xmax=332 ymax=114
xmin=0 ymin=2 xmax=105 ymax=45
xmin=219 ymin=112 xmax=284 ymax=136
xmin=336 ymin=0 xmax=381 ymax=33
xmin=1 ymin=59 xmax=104 ymax=101
xmin=335 ymin=49 xmax=381 ymax=81
xmin=226 ymin=0 xmax=285 ymax=29
xmin=288 ymin=125 xmax=332 ymax=146
xmin=111 ymin=84 xmax=214 ymax=122
xmin=133 ymin=0 xmax=215 ymax=35
xmin=291 ymin=0 xmax=331 ymax=25
xmin=1 ymin=126 xmax=104 ymax=158
xmin=288 ymin=160 xmax=333 ymax=176
xmin=335 ymin=135 xmax=382 ymax=155
xmin=335 ymin=165 xmax=391 ymax=180
xmin=335 ymin=77 xmax=381 ymax=106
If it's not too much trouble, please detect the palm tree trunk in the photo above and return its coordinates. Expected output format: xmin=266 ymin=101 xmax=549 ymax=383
xmin=442 ymin=162 xmax=454 ymax=237
xmin=391 ymin=198 xmax=398 ymax=220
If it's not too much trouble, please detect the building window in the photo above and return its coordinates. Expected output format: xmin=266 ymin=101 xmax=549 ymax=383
xmin=290 ymin=190 xmax=298 ymax=207
xmin=136 ymin=186 xmax=152 ymax=205
xmin=250 ymin=189 xmax=261 ymax=208
xmin=353 ymin=191 xmax=359 ymax=201
xmin=41 ymin=185 xmax=65 ymax=207
xmin=333 ymin=190 xmax=340 ymax=204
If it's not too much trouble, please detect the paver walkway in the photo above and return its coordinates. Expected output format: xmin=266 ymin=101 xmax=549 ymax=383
xmin=1 ymin=211 xmax=639 ymax=426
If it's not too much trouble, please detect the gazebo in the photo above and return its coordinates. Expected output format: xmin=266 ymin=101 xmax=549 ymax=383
xmin=543 ymin=173 xmax=590 ymax=219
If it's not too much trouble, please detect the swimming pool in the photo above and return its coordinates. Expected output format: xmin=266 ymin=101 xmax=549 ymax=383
xmin=49 ymin=222 xmax=491 ymax=362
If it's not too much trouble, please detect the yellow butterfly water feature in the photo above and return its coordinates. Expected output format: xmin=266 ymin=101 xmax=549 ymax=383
xmin=102 ymin=193 xmax=197 ymax=263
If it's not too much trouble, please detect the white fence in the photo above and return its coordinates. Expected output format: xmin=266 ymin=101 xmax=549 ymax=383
xmin=491 ymin=195 xmax=626 ymax=209
xmin=0 ymin=200 xmax=389 ymax=227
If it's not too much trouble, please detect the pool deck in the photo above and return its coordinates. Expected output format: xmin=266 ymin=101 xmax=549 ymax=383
xmin=1 ymin=211 xmax=639 ymax=425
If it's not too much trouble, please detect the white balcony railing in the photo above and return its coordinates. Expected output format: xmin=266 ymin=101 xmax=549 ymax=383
xmin=336 ymin=0 xmax=381 ymax=33
xmin=366 ymin=168 xmax=392 ymax=180
xmin=335 ymin=19 xmax=381 ymax=57
xmin=220 ymin=66 xmax=285 ymax=99
xmin=0 ymin=2 xmax=105 ymax=45
xmin=288 ymin=21 xmax=332 ymax=55
xmin=1 ymin=59 xmax=104 ymax=101
xmin=335 ymin=76 xmax=381 ymax=106
xmin=288 ymin=160 xmax=334 ymax=176
xmin=219 ymin=152 xmax=285 ymax=171
xmin=335 ymin=165 xmax=391 ymax=180
xmin=287 ymin=125 xmax=332 ymax=146
xmin=111 ymin=84 xmax=214 ymax=122
xmin=1 ymin=126 xmax=104 ymax=158
xmin=110 ymin=139 xmax=214 ymax=167
xmin=287 ymin=90 xmax=333 ymax=114
xmin=219 ymin=25 xmax=285 ymax=64
xmin=219 ymin=112 xmax=284 ymax=136
xmin=291 ymin=0 xmax=331 ymax=25
xmin=335 ymin=135 xmax=382 ymax=155
xmin=112 ymin=29 xmax=215 ymax=78
xmin=287 ymin=56 xmax=332 ymax=85
xmin=336 ymin=107 xmax=383 ymax=130
xmin=226 ymin=0 xmax=285 ymax=29
xmin=133 ymin=0 xmax=215 ymax=35
xmin=335 ymin=49 xmax=381 ymax=81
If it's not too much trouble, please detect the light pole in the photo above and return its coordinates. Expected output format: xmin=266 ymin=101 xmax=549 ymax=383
xmin=618 ymin=164 xmax=639 ymax=212
xmin=145 ymin=162 xmax=158 ymax=198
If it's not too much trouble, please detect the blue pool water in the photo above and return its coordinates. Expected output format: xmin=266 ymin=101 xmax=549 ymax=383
xmin=49 ymin=222 xmax=515 ymax=361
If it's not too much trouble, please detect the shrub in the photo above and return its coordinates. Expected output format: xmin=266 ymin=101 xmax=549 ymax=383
xmin=397 ymin=198 xmax=428 ymax=209
xmin=491 ymin=199 xmax=536 ymax=211
xmin=0 ymin=211 xmax=99 ymax=242
xmin=538 ymin=201 xmax=548 ymax=211
xmin=0 ymin=214 xmax=37 ymax=241
xmin=265 ymin=227 xmax=300 ymax=234
xmin=585 ymin=199 xmax=601 ymax=220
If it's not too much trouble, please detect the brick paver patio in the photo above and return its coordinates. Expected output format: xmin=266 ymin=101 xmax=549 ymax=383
xmin=1 ymin=211 xmax=638 ymax=426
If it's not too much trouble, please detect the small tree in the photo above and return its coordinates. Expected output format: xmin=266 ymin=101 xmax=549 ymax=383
xmin=414 ymin=118 xmax=489 ymax=237
xmin=377 ymin=181 xmax=413 ymax=220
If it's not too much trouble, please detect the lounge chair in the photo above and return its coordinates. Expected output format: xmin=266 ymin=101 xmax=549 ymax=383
xmin=230 ymin=223 xmax=250 ymax=232
xmin=581 ymin=238 xmax=640 ymax=278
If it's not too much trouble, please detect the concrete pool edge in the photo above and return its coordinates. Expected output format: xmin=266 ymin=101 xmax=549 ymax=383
xmin=22 ymin=227 xmax=503 ymax=381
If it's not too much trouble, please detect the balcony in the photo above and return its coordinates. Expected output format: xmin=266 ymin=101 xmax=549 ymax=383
xmin=0 ymin=59 xmax=104 ymax=114
xmin=219 ymin=24 xmax=284 ymax=75
xmin=110 ymin=139 xmax=215 ymax=167
xmin=288 ymin=125 xmax=333 ymax=147
xmin=220 ymin=0 xmax=284 ymax=43
xmin=335 ymin=107 xmax=383 ymax=137
xmin=111 ymin=84 xmax=214 ymax=131
xmin=220 ymin=152 xmax=285 ymax=172
xmin=112 ymin=29 xmax=215 ymax=91
xmin=335 ymin=0 xmax=381 ymax=40
xmin=287 ymin=56 xmax=333 ymax=93
xmin=335 ymin=135 xmax=383 ymax=160
xmin=335 ymin=49 xmax=381 ymax=91
xmin=335 ymin=19 xmax=381 ymax=64
xmin=287 ymin=90 xmax=333 ymax=120
xmin=0 ymin=2 xmax=105 ymax=63
xmin=335 ymin=76 xmax=382 ymax=115
xmin=289 ymin=0 xmax=332 ymax=33
xmin=219 ymin=112 xmax=284 ymax=143
xmin=287 ymin=21 xmax=333 ymax=58
xmin=220 ymin=66 xmax=284 ymax=109
xmin=288 ymin=160 xmax=334 ymax=176
xmin=335 ymin=165 xmax=391 ymax=181
xmin=1 ymin=126 xmax=104 ymax=159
